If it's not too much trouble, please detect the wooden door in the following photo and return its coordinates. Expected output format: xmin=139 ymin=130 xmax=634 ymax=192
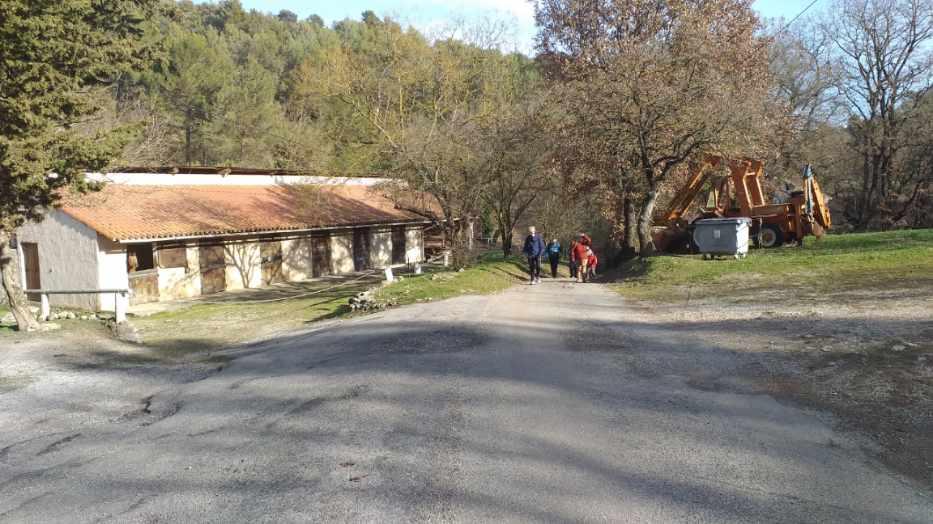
xmin=261 ymin=240 xmax=283 ymax=285
xmin=21 ymin=242 xmax=40 ymax=301
xmin=311 ymin=236 xmax=331 ymax=278
xmin=352 ymin=229 xmax=371 ymax=271
xmin=199 ymin=243 xmax=226 ymax=295
xmin=391 ymin=227 xmax=406 ymax=265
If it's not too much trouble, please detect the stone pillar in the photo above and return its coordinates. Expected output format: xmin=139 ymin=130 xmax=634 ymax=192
xmin=115 ymin=292 xmax=128 ymax=323
xmin=40 ymin=294 xmax=50 ymax=321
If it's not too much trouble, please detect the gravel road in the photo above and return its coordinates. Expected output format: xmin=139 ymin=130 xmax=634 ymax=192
xmin=1 ymin=280 xmax=931 ymax=522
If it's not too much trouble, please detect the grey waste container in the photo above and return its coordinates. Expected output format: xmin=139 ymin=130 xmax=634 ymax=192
xmin=692 ymin=218 xmax=751 ymax=259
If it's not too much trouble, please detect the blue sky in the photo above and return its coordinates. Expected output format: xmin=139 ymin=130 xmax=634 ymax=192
xmin=210 ymin=0 xmax=822 ymax=54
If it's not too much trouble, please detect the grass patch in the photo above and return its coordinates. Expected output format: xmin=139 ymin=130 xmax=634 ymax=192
xmin=375 ymin=252 xmax=529 ymax=307
xmin=132 ymin=279 xmax=372 ymax=354
xmin=612 ymin=229 xmax=933 ymax=301
xmin=130 ymin=252 xmax=527 ymax=355
xmin=0 ymin=253 xmax=527 ymax=357
xmin=0 ymin=305 xmax=12 ymax=335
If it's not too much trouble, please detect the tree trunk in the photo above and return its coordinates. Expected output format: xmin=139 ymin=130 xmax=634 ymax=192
xmin=0 ymin=231 xmax=39 ymax=332
xmin=501 ymin=229 xmax=513 ymax=257
xmin=620 ymin=195 xmax=638 ymax=260
xmin=184 ymin=108 xmax=193 ymax=166
xmin=496 ymin=212 xmax=514 ymax=257
xmin=447 ymin=220 xmax=467 ymax=268
xmin=185 ymin=125 xmax=192 ymax=166
xmin=637 ymin=184 xmax=660 ymax=257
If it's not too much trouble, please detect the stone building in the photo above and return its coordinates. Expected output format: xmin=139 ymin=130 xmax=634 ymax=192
xmin=13 ymin=168 xmax=433 ymax=311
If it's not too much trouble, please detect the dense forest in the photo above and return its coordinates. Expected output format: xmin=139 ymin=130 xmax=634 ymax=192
xmin=3 ymin=0 xmax=932 ymax=267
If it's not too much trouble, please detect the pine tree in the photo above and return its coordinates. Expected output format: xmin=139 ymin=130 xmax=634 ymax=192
xmin=153 ymin=27 xmax=234 ymax=165
xmin=0 ymin=0 xmax=157 ymax=331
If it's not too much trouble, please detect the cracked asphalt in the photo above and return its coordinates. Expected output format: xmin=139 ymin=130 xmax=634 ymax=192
xmin=1 ymin=281 xmax=932 ymax=522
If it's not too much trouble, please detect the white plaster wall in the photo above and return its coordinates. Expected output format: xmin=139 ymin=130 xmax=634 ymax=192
xmin=224 ymin=241 xmax=261 ymax=290
xmin=97 ymin=236 xmax=129 ymax=311
xmin=86 ymin=172 xmax=386 ymax=187
xmin=282 ymin=238 xmax=313 ymax=281
xmin=406 ymin=227 xmax=424 ymax=263
xmin=15 ymin=211 xmax=100 ymax=310
xmin=330 ymin=233 xmax=354 ymax=275
xmin=370 ymin=229 xmax=393 ymax=268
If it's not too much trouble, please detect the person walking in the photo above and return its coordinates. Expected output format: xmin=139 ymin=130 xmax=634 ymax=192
xmin=568 ymin=239 xmax=578 ymax=279
xmin=522 ymin=226 xmax=545 ymax=285
xmin=586 ymin=249 xmax=598 ymax=281
xmin=546 ymin=238 xmax=561 ymax=278
xmin=572 ymin=232 xmax=592 ymax=283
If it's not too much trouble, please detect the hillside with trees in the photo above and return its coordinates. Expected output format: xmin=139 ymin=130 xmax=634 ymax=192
xmin=102 ymin=1 xmax=933 ymax=239
xmin=3 ymin=0 xmax=932 ymax=278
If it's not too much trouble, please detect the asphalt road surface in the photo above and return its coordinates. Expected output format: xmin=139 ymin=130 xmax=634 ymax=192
xmin=1 ymin=281 xmax=931 ymax=522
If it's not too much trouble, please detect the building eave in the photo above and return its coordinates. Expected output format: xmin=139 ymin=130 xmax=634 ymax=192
xmin=114 ymin=219 xmax=433 ymax=244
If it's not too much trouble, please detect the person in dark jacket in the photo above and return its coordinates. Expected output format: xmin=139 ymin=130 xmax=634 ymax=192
xmin=546 ymin=238 xmax=561 ymax=278
xmin=568 ymin=239 xmax=578 ymax=278
xmin=522 ymin=226 xmax=545 ymax=284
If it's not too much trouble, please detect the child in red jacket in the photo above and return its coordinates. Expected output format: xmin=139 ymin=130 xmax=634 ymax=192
xmin=586 ymin=250 xmax=598 ymax=280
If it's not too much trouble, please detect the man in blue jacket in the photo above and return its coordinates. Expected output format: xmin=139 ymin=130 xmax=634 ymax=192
xmin=522 ymin=226 xmax=545 ymax=284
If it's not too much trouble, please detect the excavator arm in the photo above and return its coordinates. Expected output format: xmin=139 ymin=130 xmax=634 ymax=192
xmin=663 ymin=158 xmax=716 ymax=223
xmin=803 ymin=164 xmax=832 ymax=229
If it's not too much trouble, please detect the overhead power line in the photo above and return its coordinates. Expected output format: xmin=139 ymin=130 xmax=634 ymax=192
xmin=775 ymin=0 xmax=824 ymax=35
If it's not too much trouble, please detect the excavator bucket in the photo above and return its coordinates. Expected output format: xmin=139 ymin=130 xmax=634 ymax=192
xmin=802 ymin=164 xmax=832 ymax=230
xmin=810 ymin=176 xmax=831 ymax=229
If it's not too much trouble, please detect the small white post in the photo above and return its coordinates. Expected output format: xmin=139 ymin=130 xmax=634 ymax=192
xmin=443 ymin=251 xmax=450 ymax=267
xmin=383 ymin=266 xmax=395 ymax=283
xmin=414 ymin=263 xmax=422 ymax=275
xmin=114 ymin=292 xmax=127 ymax=323
xmin=40 ymin=293 xmax=50 ymax=321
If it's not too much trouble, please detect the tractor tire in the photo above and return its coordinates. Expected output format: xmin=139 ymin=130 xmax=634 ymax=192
xmin=758 ymin=224 xmax=784 ymax=248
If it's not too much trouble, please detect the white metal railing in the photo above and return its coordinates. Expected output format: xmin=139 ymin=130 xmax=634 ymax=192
xmin=26 ymin=289 xmax=130 ymax=323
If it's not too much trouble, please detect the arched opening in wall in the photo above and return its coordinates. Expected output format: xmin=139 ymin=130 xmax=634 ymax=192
xmin=391 ymin=226 xmax=406 ymax=265
xmin=127 ymin=242 xmax=158 ymax=304
xmin=311 ymin=235 xmax=331 ymax=277
xmin=352 ymin=228 xmax=371 ymax=271
xmin=198 ymin=241 xmax=226 ymax=295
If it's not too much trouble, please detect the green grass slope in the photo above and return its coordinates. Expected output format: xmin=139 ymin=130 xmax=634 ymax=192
xmin=613 ymin=229 xmax=933 ymax=301
xmin=375 ymin=252 xmax=528 ymax=306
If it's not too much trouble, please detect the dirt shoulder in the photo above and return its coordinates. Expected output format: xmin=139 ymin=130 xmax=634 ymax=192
xmin=615 ymin=283 xmax=933 ymax=489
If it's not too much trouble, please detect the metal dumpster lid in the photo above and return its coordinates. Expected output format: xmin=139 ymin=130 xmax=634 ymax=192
xmin=694 ymin=217 xmax=752 ymax=224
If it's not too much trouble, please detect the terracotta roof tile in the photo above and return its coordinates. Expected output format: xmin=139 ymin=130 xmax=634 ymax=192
xmin=61 ymin=184 xmax=435 ymax=241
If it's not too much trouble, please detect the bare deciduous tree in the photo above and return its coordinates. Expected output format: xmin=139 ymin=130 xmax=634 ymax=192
xmin=536 ymin=0 xmax=777 ymax=255
xmin=824 ymin=0 xmax=933 ymax=229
